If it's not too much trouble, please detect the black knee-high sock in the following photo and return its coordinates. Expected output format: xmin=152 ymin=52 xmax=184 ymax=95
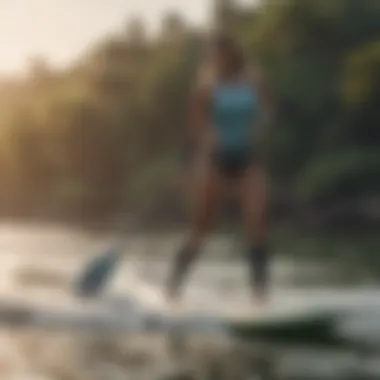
xmin=247 ymin=244 xmax=270 ymax=295
xmin=166 ymin=242 xmax=199 ymax=295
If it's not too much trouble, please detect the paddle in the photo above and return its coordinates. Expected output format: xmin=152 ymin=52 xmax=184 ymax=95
xmin=74 ymin=242 xmax=124 ymax=298
xmin=73 ymin=214 xmax=145 ymax=298
xmin=74 ymin=155 xmax=180 ymax=299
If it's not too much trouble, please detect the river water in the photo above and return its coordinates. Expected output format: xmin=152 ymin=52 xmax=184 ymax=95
xmin=0 ymin=222 xmax=379 ymax=380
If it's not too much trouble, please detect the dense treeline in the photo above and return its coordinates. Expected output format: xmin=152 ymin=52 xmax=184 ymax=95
xmin=0 ymin=0 xmax=378 ymax=229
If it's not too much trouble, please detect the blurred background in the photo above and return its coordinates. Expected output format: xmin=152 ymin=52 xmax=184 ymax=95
xmin=0 ymin=0 xmax=379 ymax=379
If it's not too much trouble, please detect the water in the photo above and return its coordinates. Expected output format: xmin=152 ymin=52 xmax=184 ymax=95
xmin=0 ymin=222 xmax=379 ymax=379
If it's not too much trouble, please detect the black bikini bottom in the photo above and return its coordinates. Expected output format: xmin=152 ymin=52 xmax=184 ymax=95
xmin=211 ymin=148 xmax=257 ymax=178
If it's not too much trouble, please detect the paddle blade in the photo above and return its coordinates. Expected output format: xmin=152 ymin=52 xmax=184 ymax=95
xmin=74 ymin=249 xmax=121 ymax=298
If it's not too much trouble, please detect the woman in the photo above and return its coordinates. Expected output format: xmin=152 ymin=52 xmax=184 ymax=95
xmin=165 ymin=34 xmax=274 ymax=305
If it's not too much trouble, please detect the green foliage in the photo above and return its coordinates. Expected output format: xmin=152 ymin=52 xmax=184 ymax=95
xmin=296 ymin=148 xmax=380 ymax=202
xmin=341 ymin=41 xmax=380 ymax=105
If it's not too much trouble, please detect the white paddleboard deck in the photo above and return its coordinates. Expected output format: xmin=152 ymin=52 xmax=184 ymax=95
xmin=108 ymin=274 xmax=342 ymax=325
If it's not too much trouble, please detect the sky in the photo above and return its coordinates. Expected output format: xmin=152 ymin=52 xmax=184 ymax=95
xmin=0 ymin=0 xmax=255 ymax=75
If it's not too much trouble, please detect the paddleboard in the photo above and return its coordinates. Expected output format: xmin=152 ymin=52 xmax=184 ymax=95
xmin=0 ymin=287 xmax=353 ymax=348
xmin=107 ymin=280 xmax=342 ymax=345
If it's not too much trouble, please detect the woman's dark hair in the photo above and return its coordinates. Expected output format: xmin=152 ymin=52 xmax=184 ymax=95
xmin=212 ymin=33 xmax=246 ymax=73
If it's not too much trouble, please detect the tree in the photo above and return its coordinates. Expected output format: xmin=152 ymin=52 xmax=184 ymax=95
xmin=160 ymin=12 xmax=186 ymax=43
xmin=125 ymin=17 xmax=147 ymax=47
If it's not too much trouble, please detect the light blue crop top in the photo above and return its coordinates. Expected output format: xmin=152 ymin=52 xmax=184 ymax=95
xmin=211 ymin=82 xmax=259 ymax=152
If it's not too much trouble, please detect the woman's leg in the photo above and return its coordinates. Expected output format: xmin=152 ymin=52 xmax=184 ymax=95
xmin=240 ymin=162 xmax=270 ymax=303
xmin=166 ymin=154 xmax=222 ymax=301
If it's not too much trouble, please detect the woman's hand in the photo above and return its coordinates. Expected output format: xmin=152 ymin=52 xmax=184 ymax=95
xmin=205 ymin=128 xmax=218 ymax=150
xmin=254 ymin=112 xmax=273 ymax=142
xmin=199 ymin=128 xmax=218 ymax=154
